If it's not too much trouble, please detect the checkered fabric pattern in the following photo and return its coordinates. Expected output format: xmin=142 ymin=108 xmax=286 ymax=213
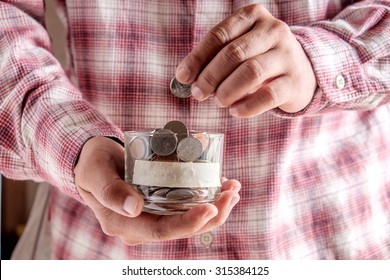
xmin=1 ymin=0 xmax=390 ymax=259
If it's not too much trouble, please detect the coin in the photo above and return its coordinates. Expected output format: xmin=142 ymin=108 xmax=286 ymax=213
xmin=150 ymin=128 xmax=178 ymax=156
xmin=166 ymin=189 xmax=198 ymax=201
xmin=164 ymin=120 xmax=188 ymax=133
xmin=170 ymin=77 xmax=192 ymax=98
xmin=129 ymin=136 xmax=151 ymax=159
xmin=164 ymin=120 xmax=189 ymax=140
xmin=193 ymin=132 xmax=209 ymax=151
xmin=151 ymin=188 xmax=171 ymax=199
xmin=154 ymin=154 xmax=179 ymax=162
xmin=176 ymin=136 xmax=203 ymax=162
xmin=195 ymin=189 xmax=210 ymax=200
xmin=147 ymin=202 xmax=193 ymax=213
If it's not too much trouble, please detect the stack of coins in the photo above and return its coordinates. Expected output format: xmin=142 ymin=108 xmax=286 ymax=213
xmin=134 ymin=120 xmax=209 ymax=163
xmin=125 ymin=121 xmax=223 ymax=215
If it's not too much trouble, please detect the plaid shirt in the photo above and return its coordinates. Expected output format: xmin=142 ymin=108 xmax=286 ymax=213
xmin=1 ymin=0 xmax=390 ymax=259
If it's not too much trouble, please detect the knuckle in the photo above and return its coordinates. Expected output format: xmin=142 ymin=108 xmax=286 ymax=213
xmin=100 ymin=180 xmax=121 ymax=202
xmin=188 ymin=52 xmax=203 ymax=66
xmin=244 ymin=3 xmax=266 ymax=18
xmin=99 ymin=219 xmax=117 ymax=237
xmin=261 ymin=86 xmax=280 ymax=108
xmin=201 ymin=71 xmax=218 ymax=88
xmin=151 ymin=225 xmax=169 ymax=241
xmin=215 ymin=88 xmax=230 ymax=107
xmin=225 ymin=42 xmax=248 ymax=64
xmin=273 ymin=20 xmax=290 ymax=37
xmin=242 ymin=58 xmax=265 ymax=82
xmin=235 ymin=4 xmax=263 ymax=25
xmin=209 ymin=25 xmax=233 ymax=45
xmin=211 ymin=214 xmax=228 ymax=227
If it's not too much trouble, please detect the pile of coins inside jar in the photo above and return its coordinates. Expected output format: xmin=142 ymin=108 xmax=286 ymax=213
xmin=125 ymin=120 xmax=223 ymax=215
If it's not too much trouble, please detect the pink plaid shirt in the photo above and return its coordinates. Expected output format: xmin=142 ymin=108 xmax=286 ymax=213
xmin=1 ymin=0 xmax=390 ymax=259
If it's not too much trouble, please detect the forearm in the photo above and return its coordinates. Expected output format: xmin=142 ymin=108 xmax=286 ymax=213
xmin=0 ymin=1 xmax=122 ymax=200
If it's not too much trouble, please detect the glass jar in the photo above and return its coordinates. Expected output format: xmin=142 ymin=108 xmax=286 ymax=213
xmin=124 ymin=130 xmax=224 ymax=215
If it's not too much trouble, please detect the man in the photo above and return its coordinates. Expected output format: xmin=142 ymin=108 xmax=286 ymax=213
xmin=1 ymin=0 xmax=389 ymax=259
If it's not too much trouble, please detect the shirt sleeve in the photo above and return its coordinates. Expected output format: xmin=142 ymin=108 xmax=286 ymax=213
xmin=0 ymin=1 xmax=123 ymax=201
xmin=274 ymin=0 xmax=390 ymax=117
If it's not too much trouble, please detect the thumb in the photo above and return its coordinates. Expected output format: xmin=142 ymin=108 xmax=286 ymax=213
xmin=93 ymin=178 xmax=144 ymax=217
xmin=96 ymin=179 xmax=144 ymax=217
xmin=75 ymin=136 xmax=144 ymax=217
xmin=76 ymin=179 xmax=144 ymax=218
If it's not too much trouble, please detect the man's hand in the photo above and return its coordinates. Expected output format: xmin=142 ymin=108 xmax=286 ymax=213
xmin=176 ymin=4 xmax=317 ymax=118
xmin=74 ymin=137 xmax=240 ymax=245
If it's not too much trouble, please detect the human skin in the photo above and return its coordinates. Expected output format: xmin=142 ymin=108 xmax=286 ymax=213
xmin=74 ymin=136 xmax=241 ymax=245
xmin=175 ymin=4 xmax=317 ymax=117
xmin=74 ymin=3 xmax=316 ymax=245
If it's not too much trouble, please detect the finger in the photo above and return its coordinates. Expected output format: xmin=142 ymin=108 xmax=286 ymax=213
xmin=77 ymin=184 xmax=135 ymax=237
xmin=193 ymin=190 xmax=240 ymax=236
xmin=191 ymin=15 xmax=283 ymax=102
xmin=221 ymin=178 xmax=242 ymax=192
xmin=142 ymin=186 xmax=240 ymax=241
xmin=149 ymin=204 xmax=219 ymax=240
xmin=79 ymin=183 xmax=238 ymax=243
xmin=75 ymin=137 xmax=144 ymax=217
xmin=229 ymin=75 xmax=290 ymax=118
xmin=77 ymin=159 xmax=144 ymax=217
xmin=97 ymin=179 xmax=144 ymax=217
xmin=175 ymin=4 xmax=268 ymax=84
xmin=213 ymin=49 xmax=284 ymax=107
xmin=77 ymin=178 xmax=143 ymax=218
xmin=78 ymin=185 xmax=154 ymax=244
xmin=76 ymin=156 xmax=144 ymax=218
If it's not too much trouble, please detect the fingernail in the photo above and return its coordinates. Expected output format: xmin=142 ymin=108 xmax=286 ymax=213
xmin=176 ymin=64 xmax=191 ymax=83
xmin=123 ymin=196 xmax=138 ymax=216
xmin=191 ymin=87 xmax=206 ymax=100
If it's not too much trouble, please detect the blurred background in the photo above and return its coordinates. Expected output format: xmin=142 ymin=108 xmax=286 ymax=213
xmin=1 ymin=0 xmax=66 ymax=259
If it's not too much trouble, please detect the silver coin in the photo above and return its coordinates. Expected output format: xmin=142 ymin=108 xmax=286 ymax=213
xmin=151 ymin=188 xmax=171 ymax=198
xmin=164 ymin=120 xmax=189 ymax=142
xmin=177 ymin=136 xmax=203 ymax=162
xmin=170 ymin=77 xmax=192 ymax=98
xmin=166 ymin=189 xmax=198 ymax=200
xmin=164 ymin=120 xmax=188 ymax=133
xmin=129 ymin=136 xmax=151 ymax=159
xmin=150 ymin=129 xmax=178 ymax=156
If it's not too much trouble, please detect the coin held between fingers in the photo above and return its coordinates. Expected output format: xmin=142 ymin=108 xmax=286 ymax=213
xmin=170 ymin=77 xmax=192 ymax=98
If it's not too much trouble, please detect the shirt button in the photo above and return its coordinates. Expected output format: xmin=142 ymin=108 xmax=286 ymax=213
xmin=200 ymin=232 xmax=213 ymax=248
xmin=335 ymin=74 xmax=346 ymax=89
